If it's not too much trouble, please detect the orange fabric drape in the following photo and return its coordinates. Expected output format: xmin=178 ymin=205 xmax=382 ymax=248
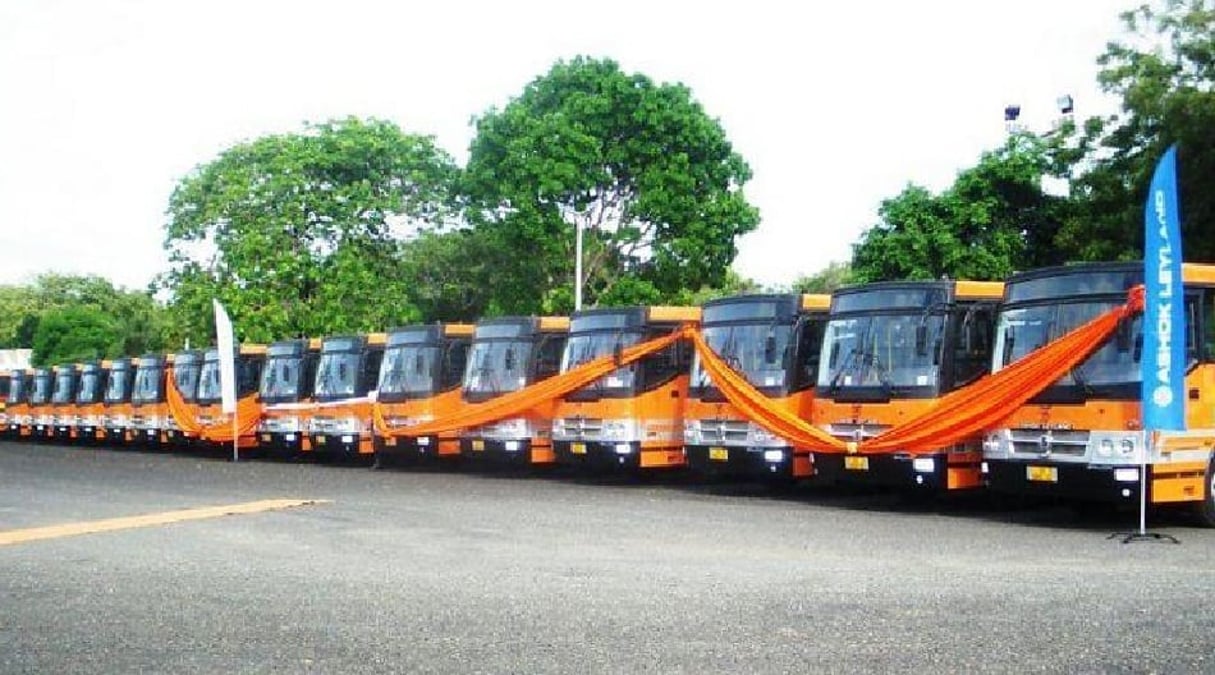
xmin=374 ymin=328 xmax=689 ymax=438
xmin=690 ymin=286 xmax=1145 ymax=455
xmin=165 ymin=367 xmax=264 ymax=441
xmin=165 ymin=368 xmax=203 ymax=435
xmin=199 ymin=395 xmax=264 ymax=442
xmin=861 ymin=286 xmax=1144 ymax=453
xmin=688 ymin=329 xmax=846 ymax=451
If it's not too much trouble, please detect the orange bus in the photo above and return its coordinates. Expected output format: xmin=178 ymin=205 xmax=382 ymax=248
xmin=98 ymin=357 xmax=136 ymax=446
xmin=683 ymin=294 xmax=830 ymax=479
xmin=71 ymin=360 xmax=109 ymax=444
xmin=194 ymin=344 xmax=267 ymax=451
xmin=258 ymin=338 xmax=321 ymax=455
xmin=552 ymin=306 xmax=699 ymax=470
xmin=308 ymin=333 xmax=386 ymax=459
xmin=813 ymin=280 xmax=1003 ymax=491
xmin=373 ymin=323 xmax=473 ymax=466
xmin=26 ymin=368 xmax=53 ymax=439
xmin=982 ymin=262 xmax=1215 ymax=525
xmin=164 ymin=349 xmax=204 ymax=448
xmin=130 ymin=354 xmax=171 ymax=447
xmin=49 ymin=363 xmax=81 ymax=442
xmin=4 ymin=369 xmax=31 ymax=438
xmin=460 ymin=316 xmax=569 ymax=466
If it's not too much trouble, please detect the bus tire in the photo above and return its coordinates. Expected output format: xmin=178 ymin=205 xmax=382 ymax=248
xmin=1196 ymin=456 xmax=1215 ymax=528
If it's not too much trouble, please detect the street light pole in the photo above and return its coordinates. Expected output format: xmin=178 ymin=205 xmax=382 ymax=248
xmin=574 ymin=221 xmax=584 ymax=311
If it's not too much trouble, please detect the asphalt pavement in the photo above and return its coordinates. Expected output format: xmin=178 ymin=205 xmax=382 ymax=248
xmin=1 ymin=441 xmax=1212 ymax=673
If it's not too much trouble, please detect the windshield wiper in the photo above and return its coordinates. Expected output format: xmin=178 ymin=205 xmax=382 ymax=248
xmin=827 ymin=348 xmax=859 ymax=395
xmin=1070 ymin=362 xmax=1095 ymax=396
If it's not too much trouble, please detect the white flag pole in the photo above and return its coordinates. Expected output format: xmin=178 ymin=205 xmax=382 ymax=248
xmin=212 ymin=299 xmax=238 ymax=462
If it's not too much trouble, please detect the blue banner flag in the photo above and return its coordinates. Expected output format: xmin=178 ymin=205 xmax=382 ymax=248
xmin=1142 ymin=144 xmax=1186 ymax=430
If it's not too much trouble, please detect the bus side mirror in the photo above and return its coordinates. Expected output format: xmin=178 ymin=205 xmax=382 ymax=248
xmin=828 ymin=342 xmax=839 ymax=368
xmin=414 ymin=352 xmax=424 ymax=374
xmin=764 ymin=334 xmax=778 ymax=364
xmin=915 ymin=324 xmax=928 ymax=357
xmin=1002 ymin=330 xmax=1016 ymax=365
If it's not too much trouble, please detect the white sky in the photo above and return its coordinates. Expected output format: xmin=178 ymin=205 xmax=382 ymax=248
xmin=0 ymin=0 xmax=1133 ymax=292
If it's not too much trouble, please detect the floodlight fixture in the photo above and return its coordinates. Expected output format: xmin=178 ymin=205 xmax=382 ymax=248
xmin=1057 ymin=94 xmax=1074 ymax=115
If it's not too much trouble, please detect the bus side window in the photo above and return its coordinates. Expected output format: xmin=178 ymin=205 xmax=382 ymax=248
xmin=1203 ymin=290 xmax=1215 ymax=362
xmin=534 ymin=336 xmax=565 ymax=381
xmin=362 ymin=350 xmax=384 ymax=394
xmin=796 ymin=319 xmax=826 ymax=390
xmin=443 ymin=341 xmax=470 ymax=390
xmin=954 ymin=307 xmax=993 ymax=386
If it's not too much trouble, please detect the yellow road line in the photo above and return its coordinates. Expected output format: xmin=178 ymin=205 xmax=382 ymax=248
xmin=0 ymin=499 xmax=329 ymax=546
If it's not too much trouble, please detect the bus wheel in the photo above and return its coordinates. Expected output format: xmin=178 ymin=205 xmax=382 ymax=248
xmin=1196 ymin=456 xmax=1215 ymax=528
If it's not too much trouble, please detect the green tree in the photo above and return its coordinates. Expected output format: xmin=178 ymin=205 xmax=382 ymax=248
xmin=791 ymin=261 xmax=855 ymax=294
xmin=398 ymin=229 xmax=495 ymax=322
xmin=672 ymin=269 xmax=763 ymax=306
xmin=161 ymin=117 xmax=459 ymax=345
xmin=1061 ymin=0 xmax=1215 ymax=261
xmin=0 ymin=274 xmax=168 ymax=356
xmin=851 ymin=133 xmax=1071 ymax=282
xmin=31 ymin=306 xmax=120 ymax=366
xmin=464 ymin=56 xmax=760 ymax=314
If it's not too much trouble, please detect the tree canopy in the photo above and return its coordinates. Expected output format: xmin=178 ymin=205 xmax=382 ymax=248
xmin=464 ymin=56 xmax=760 ymax=313
xmin=851 ymin=134 xmax=1071 ymax=282
xmin=1056 ymin=0 xmax=1215 ymax=261
xmin=161 ymin=117 xmax=459 ymax=345
xmin=0 ymin=274 xmax=168 ymax=365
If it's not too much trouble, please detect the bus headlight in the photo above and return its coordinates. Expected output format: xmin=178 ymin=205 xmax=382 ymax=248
xmin=1097 ymin=439 xmax=1114 ymax=457
xmin=683 ymin=420 xmax=702 ymax=444
xmin=600 ymin=419 xmax=639 ymax=442
xmin=747 ymin=424 xmax=784 ymax=448
xmin=1118 ymin=438 xmax=1135 ymax=457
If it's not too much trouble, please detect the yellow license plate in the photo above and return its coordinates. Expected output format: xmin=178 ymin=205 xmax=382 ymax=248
xmin=571 ymin=442 xmax=587 ymax=455
xmin=472 ymin=439 xmax=485 ymax=452
xmin=1026 ymin=465 xmax=1058 ymax=482
xmin=844 ymin=456 xmax=869 ymax=471
xmin=708 ymin=446 xmax=728 ymax=461
xmin=261 ymin=434 xmax=271 ymax=442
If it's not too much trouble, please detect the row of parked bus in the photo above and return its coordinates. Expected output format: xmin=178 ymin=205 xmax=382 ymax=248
xmin=2 ymin=261 xmax=1214 ymax=523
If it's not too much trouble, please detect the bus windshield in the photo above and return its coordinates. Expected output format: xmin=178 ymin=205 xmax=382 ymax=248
xmin=818 ymin=314 xmax=945 ymax=390
xmin=52 ymin=372 xmax=76 ymax=404
xmin=132 ymin=366 xmax=163 ymax=404
xmin=105 ymin=367 xmax=130 ymax=403
xmin=993 ymin=301 xmax=1141 ymax=386
xmin=196 ymin=358 xmax=223 ymax=402
xmin=261 ymin=355 xmax=305 ymax=400
xmin=560 ymin=332 xmax=641 ymax=391
xmin=30 ymin=375 xmax=52 ymax=405
xmin=379 ymin=345 xmax=439 ymax=396
xmin=174 ymin=363 xmax=202 ymax=403
xmin=77 ymin=371 xmax=102 ymax=403
xmin=315 ymin=351 xmax=361 ymax=398
xmin=464 ymin=339 xmax=533 ymax=395
xmin=691 ymin=323 xmax=792 ymax=391
xmin=9 ymin=374 xmax=26 ymax=404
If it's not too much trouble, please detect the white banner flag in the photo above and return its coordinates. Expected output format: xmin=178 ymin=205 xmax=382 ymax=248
xmin=212 ymin=299 xmax=237 ymax=415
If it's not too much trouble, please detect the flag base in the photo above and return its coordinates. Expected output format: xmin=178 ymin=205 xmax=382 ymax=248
xmin=1107 ymin=531 xmax=1180 ymax=545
